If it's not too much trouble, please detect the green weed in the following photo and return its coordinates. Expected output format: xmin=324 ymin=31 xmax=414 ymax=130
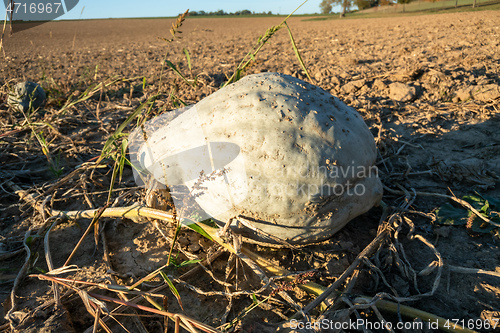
xmin=435 ymin=193 xmax=500 ymax=236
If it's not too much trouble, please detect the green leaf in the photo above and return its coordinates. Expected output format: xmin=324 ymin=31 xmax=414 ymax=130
xmin=480 ymin=200 xmax=490 ymax=215
xmin=284 ymin=22 xmax=312 ymax=82
xmin=165 ymin=60 xmax=194 ymax=87
xmin=107 ymin=160 xmax=120 ymax=203
xmin=462 ymin=194 xmax=495 ymax=216
xmin=478 ymin=194 xmax=500 ymax=208
xmin=183 ymin=48 xmax=192 ymax=71
xmin=176 ymin=259 xmax=202 ymax=268
xmin=186 ymin=222 xmax=214 ymax=241
xmin=470 ymin=216 xmax=497 ymax=233
xmin=159 ymin=271 xmax=183 ymax=310
xmin=435 ymin=203 xmax=468 ymax=226
xmin=436 ymin=194 xmax=500 ymax=235
xmin=118 ymin=138 xmax=128 ymax=183
xmin=167 ymin=219 xmax=182 ymax=265
xmin=100 ymin=96 xmax=152 ymax=161
xmin=462 ymin=195 xmax=484 ymax=210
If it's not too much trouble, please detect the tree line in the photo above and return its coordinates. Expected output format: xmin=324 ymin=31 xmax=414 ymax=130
xmin=188 ymin=10 xmax=274 ymax=16
xmin=320 ymin=0 xmax=413 ymax=15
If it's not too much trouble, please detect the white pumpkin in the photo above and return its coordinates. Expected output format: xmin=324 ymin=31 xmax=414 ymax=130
xmin=130 ymin=73 xmax=382 ymax=245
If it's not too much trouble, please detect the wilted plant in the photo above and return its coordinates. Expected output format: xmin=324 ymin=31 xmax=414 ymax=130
xmin=435 ymin=193 xmax=500 ymax=236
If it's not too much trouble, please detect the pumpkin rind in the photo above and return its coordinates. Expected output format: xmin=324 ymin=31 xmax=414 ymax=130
xmin=132 ymin=73 xmax=383 ymax=245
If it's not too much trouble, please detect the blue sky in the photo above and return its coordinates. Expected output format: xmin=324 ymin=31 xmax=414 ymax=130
xmin=56 ymin=0 xmax=331 ymax=20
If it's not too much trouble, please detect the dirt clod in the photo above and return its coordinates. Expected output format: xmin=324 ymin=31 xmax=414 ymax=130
xmin=389 ymin=82 xmax=417 ymax=102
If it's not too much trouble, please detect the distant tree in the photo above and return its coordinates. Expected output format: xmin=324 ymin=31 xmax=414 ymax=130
xmin=355 ymin=0 xmax=369 ymax=9
xmin=339 ymin=0 xmax=351 ymax=16
xmin=320 ymin=0 xmax=353 ymax=17
xmin=397 ymin=0 xmax=412 ymax=12
xmin=187 ymin=9 xmax=272 ymax=17
xmin=356 ymin=0 xmax=379 ymax=10
xmin=320 ymin=0 xmax=333 ymax=13
xmin=234 ymin=9 xmax=252 ymax=15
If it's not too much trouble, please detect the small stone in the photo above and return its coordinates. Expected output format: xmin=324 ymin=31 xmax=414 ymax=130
xmin=177 ymin=235 xmax=189 ymax=246
xmin=389 ymin=82 xmax=416 ymax=102
xmin=372 ymin=79 xmax=387 ymax=91
xmin=455 ymin=86 xmax=473 ymax=101
xmin=339 ymin=56 xmax=358 ymax=66
xmin=7 ymin=81 xmax=46 ymax=112
xmin=188 ymin=232 xmax=201 ymax=242
xmin=314 ymin=71 xmax=323 ymax=82
xmin=188 ymin=243 xmax=201 ymax=252
xmin=330 ymin=76 xmax=341 ymax=86
xmin=341 ymin=79 xmax=366 ymax=94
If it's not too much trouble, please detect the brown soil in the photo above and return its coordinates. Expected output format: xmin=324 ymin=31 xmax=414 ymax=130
xmin=1 ymin=11 xmax=500 ymax=333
